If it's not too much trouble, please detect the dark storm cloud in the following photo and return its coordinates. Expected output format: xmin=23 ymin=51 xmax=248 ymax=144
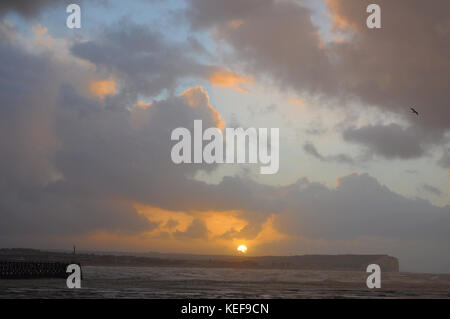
xmin=327 ymin=0 xmax=450 ymax=130
xmin=303 ymin=142 xmax=355 ymax=165
xmin=0 ymin=33 xmax=152 ymax=237
xmin=0 ymin=0 xmax=91 ymax=17
xmin=342 ymin=124 xmax=435 ymax=159
xmin=186 ymin=0 xmax=335 ymax=95
xmin=186 ymin=0 xmax=450 ymax=148
xmin=274 ymin=173 xmax=450 ymax=242
xmin=144 ymin=168 xmax=450 ymax=245
xmin=0 ymin=0 xmax=60 ymax=17
xmin=0 ymin=23 xmax=223 ymax=238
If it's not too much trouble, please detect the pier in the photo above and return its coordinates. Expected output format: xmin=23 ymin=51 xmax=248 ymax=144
xmin=0 ymin=261 xmax=77 ymax=279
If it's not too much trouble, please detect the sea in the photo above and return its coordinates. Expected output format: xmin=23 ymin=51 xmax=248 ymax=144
xmin=1 ymin=266 xmax=449 ymax=298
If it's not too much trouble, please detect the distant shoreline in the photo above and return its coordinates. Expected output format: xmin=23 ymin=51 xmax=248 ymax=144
xmin=0 ymin=248 xmax=399 ymax=272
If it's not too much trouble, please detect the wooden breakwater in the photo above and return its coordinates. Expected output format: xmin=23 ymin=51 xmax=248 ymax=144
xmin=0 ymin=261 xmax=79 ymax=279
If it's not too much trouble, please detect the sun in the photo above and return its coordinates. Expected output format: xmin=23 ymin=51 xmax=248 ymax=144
xmin=237 ymin=244 xmax=247 ymax=254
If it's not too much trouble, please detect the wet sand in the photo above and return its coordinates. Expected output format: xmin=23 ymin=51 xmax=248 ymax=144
xmin=0 ymin=266 xmax=449 ymax=298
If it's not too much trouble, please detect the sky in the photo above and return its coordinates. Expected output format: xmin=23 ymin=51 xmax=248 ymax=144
xmin=0 ymin=0 xmax=449 ymax=273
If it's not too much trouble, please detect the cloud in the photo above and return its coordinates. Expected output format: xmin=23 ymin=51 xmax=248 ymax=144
xmin=135 ymin=101 xmax=152 ymax=109
xmin=187 ymin=0 xmax=335 ymax=95
xmin=419 ymin=184 xmax=442 ymax=197
xmin=186 ymin=0 xmax=271 ymax=30
xmin=0 ymin=24 xmax=226 ymax=238
xmin=274 ymin=173 xmax=450 ymax=242
xmin=186 ymin=0 xmax=450 ymax=156
xmin=208 ymin=67 xmax=251 ymax=92
xmin=164 ymin=219 xmax=179 ymax=229
xmin=0 ymin=0 xmax=63 ymax=17
xmin=32 ymin=24 xmax=47 ymax=36
xmin=438 ymin=148 xmax=450 ymax=169
xmin=174 ymin=218 xmax=209 ymax=239
xmin=342 ymin=124 xmax=434 ymax=159
xmin=304 ymin=127 xmax=327 ymax=136
xmin=326 ymin=0 xmax=450 ymax=132
xmin=70 ymin=22 xmax=215 ymax=99
xmin=181 ymin=86 xmax=226 ymax=129
xmin=0 ymin=38 xmax=150 ymax=236
xmin=89 ymin=78 xmax=117 ymax=100
xmin=303 ymin=142 xmax=355 ymax=165
xmin=289 ymin=99 xmax=306 ymax=109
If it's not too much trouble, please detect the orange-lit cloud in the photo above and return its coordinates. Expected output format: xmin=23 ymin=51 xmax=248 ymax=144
xmin=230 ymin=215 xmax=287 ymax=255
xmin=135 ymin=204 xmax=194 ymax=233
xmin=131 ymin=203 xmax=286 ymax=255
xmin=228 ymin=19 xmax=244 ymax=29
xmin=326 ymin=0 xmax=355 ymax=31
xmin=235 ymin=87 xmax=249 ymax=94
xmin=289 ymin=98 xmax=306 ymax=109
xmin=89 ymin=78 xmax=117 ymax=99
xmin=253 ymin=215 xmax=286 ymax=243
xmin=135 ymin=204 xmax=248 ymax=240
xmin=334 ymin=36 xmax=345 ymax=43
xmin=32 ymin=24 xmax=48 ymax=36
xmin=128 ymin=102 xmax=152 ymax=129
xmin=136 ymin=101 xmax=152 ymax=109
xmin=181 ymin=86 xmax=226 ymax=130
xmin=203 ymin=212 xmax=247 ymax=237
xmin=208 ymin=68 xmax=251 ymax=93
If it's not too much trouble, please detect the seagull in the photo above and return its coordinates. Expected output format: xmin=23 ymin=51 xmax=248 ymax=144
xmin=410 ymin=107 xmax=419 ymax=117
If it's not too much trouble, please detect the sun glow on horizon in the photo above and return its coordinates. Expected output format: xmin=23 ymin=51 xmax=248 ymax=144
xmin=237 ymin=244 xmax=248 ymax=254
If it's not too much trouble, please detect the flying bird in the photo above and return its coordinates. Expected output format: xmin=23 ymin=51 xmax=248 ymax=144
xmin=410 ymin=107 xmax=419 ymax=117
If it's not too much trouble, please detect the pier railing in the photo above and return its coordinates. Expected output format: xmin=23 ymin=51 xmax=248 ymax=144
xmin=0 ymin=261 xmax=78 ymax=279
